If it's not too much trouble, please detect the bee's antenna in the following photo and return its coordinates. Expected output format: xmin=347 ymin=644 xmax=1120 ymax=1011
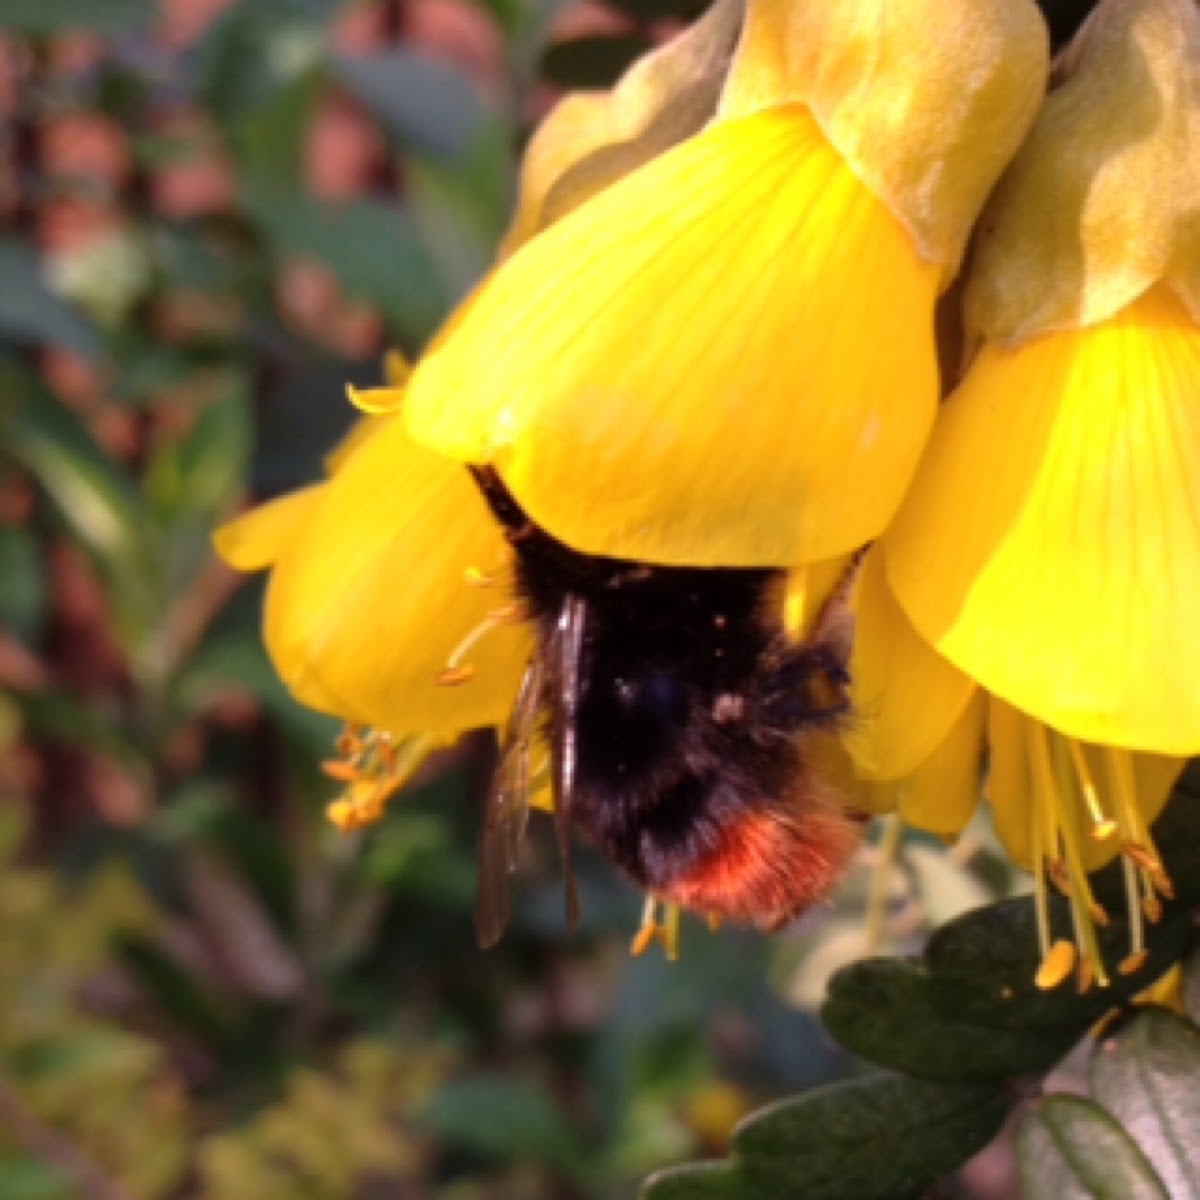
xmin=552 ymin=593 xmax=586 ymax=932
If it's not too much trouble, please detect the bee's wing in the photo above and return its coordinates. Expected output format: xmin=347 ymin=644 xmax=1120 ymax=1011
xmin=550 ymin=594 xmax=586 ymax=933
xmin=474 ymin=659 xmax=541 ymax=948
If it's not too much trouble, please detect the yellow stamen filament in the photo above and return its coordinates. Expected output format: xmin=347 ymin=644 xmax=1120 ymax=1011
xmin=1076 ymin=954 xmax=1096 ymax=995
xmin=1106 ymin=747 xmax=1167 ymax=881
xmin=783 ymin=568 xmax=808 ymax=640
xmin=1122 ymin=854 xmax=1145 ymax=959
xmin=1035 ymin=939 xmax=1076 ymax=990
xmin=436 ymin=607 xmax=516 ymax=687
xmin=345 ymin=383 xmax=405 ymax=414
xmin=1029 ymin=722 xmax=1109 ymax=987
xmin=864 ymin=814 xmax=903 ymax=954
xmin=630 ymin=897 xmax=682 ymax=960
xmin=1031 ymin=804 xmax=1052 ymax=964
xmin=1066 ymin=740 xmax=1116 ymax=840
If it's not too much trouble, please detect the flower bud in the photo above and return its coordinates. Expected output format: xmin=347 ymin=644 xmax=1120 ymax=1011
xmin=502 ymin=0 xmax=744 ymax=255
xmin=719 ymin=0 xmax=1049 ymax=274
xmin=969 ymin=0 xmax=1200 ymax=343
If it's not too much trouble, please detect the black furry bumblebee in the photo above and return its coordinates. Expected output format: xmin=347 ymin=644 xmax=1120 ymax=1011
xmin=469 ymin=466 xmax=865 ymax=948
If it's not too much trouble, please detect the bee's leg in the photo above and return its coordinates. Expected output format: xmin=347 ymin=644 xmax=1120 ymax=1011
xmin=551 ymin=593 xmax=586 ymax=932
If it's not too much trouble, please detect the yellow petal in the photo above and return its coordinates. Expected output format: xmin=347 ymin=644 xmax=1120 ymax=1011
xmin=264 ymin=417 xmax=532 ymax=737
xmin=845 ymin=548 xmax=977 ymax=780
xmin=888 ymin=286 xmax=1200 ymax=754
xmin=213 ymin=487 xmax=322 ymax=572
xmin=858 ymin=690 xmax=986 ymax=836
xmin=405 ymin=106 xmax=940 ymax=567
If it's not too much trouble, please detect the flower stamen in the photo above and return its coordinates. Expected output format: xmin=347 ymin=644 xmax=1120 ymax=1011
xmin=631 ymin=896 xmax=681 ymax=961
xmin=325 ymin=729 xmax=437 ymax=832
xmin=435 ymin=604 xmax=523 ymax=688
xmin=1066 ymin=739 xmax=1117 ymax=840
xmin=783 ymin=567 xmax=808 ymax=640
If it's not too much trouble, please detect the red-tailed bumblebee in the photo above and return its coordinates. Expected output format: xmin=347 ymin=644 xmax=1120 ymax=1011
xmin=469 ymin=466 xmax=865 ymax=949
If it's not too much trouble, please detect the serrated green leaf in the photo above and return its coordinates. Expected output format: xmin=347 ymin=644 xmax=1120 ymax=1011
xmin=644 ymin=1074 xmax=1009 ymax=1200
xmin=0 ymin=240 xmax=101 ymax=357
xmin=541 ymin=34 xmax=654 ymax=88
xmin=331 ymin=50 xmax=487 ymax=160
xmin=1090 ymin=1008 xmax=1200 ymax=1199
xmin=1017 ymin=1095 xmax=1169 ymax=1200
xmin=0 ymin=0 xmax=153 ymax=34
xmin=736 ymin=1075 xmax=1008 ymax=1200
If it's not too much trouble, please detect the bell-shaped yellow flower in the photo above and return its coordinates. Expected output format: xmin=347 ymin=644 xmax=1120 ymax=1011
xmin=216 ymin=409 xmax=529 ymax=742
xmin=887 ymin=286 xmax=1200 ymax=755
xmin=403 ymin=0 xmax=1047 ymax=568
xmin=847 ymin=549 xmax=1185 ymax=991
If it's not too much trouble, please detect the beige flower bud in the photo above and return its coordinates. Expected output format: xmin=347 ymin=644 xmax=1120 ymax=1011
xmin=501 ymin=0 xmax=744 ymax=256
xmin=718 ymin=0 xmax=1048 ymax=273
xmin=969 ymin=0 xmax=1200 ymax=343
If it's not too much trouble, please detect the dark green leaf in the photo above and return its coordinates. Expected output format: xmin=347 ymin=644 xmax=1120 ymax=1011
xmin=145 ymin=388 xmax=252 ymax=524
xmin=1090 ymin=1008 xmax=1200 ymax=1199
xmin=331 ymin=50 xmax=487 ymax=160
xmin=542 ymin=34 xmax=654 ymax=88
xmin=417 ymin=1077 xmax=582 ymax=1172
xmin=0 ymin=527 xmax=46 ymax=643
xmin=245 ymin=189 xmax=447 ymax=337
xmin=644 ymin=1074 xmax=1009 ymax=1200
xmin=641 ymin=1163 xmax=745 ymax=1199
xmin=1017 ymin=1095 xmax=1169 ymax=1200
xmin=0 ymin=240 xmax=101 ymax=358
xmin=822 ymin=958 xmax=1076 ymax=1083
xmin=0 ymin=0 xmax=153 ymax=34
xmin=7 ymin=372 xmax=157 ymax=624
xmin=734 ymin=1074 xmax=1008 ymax=1200
xmin=192 ymin=2 xmax=324 ymax=125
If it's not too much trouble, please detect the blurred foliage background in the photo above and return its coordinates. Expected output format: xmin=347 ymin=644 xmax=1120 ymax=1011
xmin=0 ymin=2 xmax=1059 ymax=1197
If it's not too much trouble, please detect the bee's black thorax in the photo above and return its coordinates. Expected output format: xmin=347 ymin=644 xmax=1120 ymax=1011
xmin=470 ymin=467 xmax=851 ymax=895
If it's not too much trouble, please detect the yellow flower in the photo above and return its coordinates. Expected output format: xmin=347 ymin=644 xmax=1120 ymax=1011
xmin=403 ymin=0 xmax=1046 ymax=569
xmin=848 ymin=548 xmax=1185 ymax=992
xmin=215 ymin=357 xmax=531 ymax=831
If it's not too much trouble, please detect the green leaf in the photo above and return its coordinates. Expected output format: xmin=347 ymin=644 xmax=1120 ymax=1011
xmin=644 ymin=1074 xmax=1009 ymax=1200
xmin=1090 ymin=1008 xmax=1200 ymax=1199
xmin=1017 ymin=1095 xmax=1169 ymax=1200
xmin=0 ymin=240 xmax=101 ymax=357
xmin=0 ymin=527 xmax=46 ymax=643
xmin=541 ymin=33 xmax=654 ymax=88
xmin=417 ymin=1077 xmax=583 ymax=1173
xmin=244 ymin=189 xmax=447 ymax=337
xmin=0 ymin=0 xmax=153 ymax=34
xmin=7 ymin=370 xmax=158 ymax=630
xmin=642 ymin=1163 xmax=745 ymax=1199
xmin=331 ymin=50 xmax=487 ymax=160
xmin=145 ymin=387 xmax=252 ymax=525
xmin=822 ymin=957 xmax=1078 ymax=1084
